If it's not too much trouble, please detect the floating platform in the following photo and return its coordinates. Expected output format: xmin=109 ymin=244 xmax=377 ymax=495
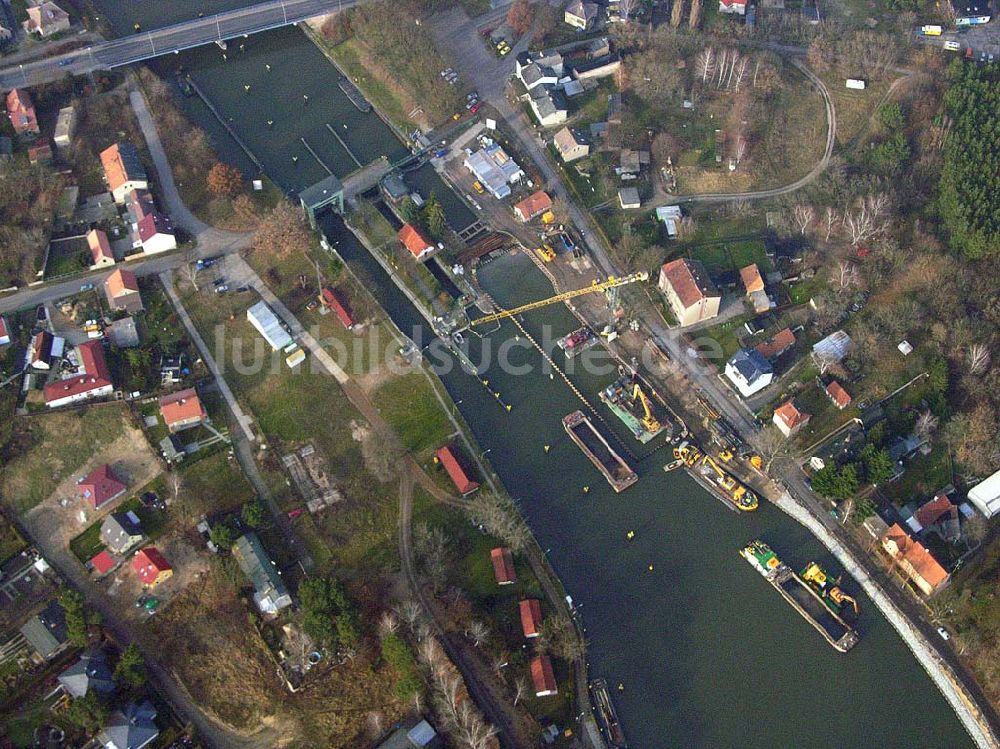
xmin=557 ymin=326 xmax=599 ymax=359
xmin=563 ymin=411 xmax=638 ymax=493
xmin=590 ymin=678 xmax=627 ymax=749
xmin=338 ymin=77 xmax=372 ymax=112
xmin=599 ymin=375 xmax=670 ymax=444
xmin=741 ymin=540 xmax=860 ymax=653
xmin=673 ymin=443 xmax=757 ymax=512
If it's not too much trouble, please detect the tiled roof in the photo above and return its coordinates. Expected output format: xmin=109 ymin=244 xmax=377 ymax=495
xmin=740 ymin=263 xmax=764 ymax=294
xmin=490 ymin=547 xmax=516 ymax=585
xmin=755 ymin=328 xmax=796 ymax=359
xmin=530 ymin=655 xmax=557 ymax=695
xmin=87 ymin=229 xmax=113 ymax=264
xmin=105 ymin=268 xmax=139 ymax=298
xmin=436 ymin=445 xmax=478 ymax=495
xmin=513 ymin=190 xmax=552 ymax=220
xmin=132 ymin=547 xmax=171 ymax=586
xmin=774 ymin=400 xmax=809 ymax=429
xmin=398 ymin=223 xmax=433 ymax=259
xmin=825 ymin=380 xmax=852 ymax=409
xmin=100 ymin=143 xmax=146 ymax=193
xmin=78 ymin=464 xmax=125 ymax=509
xmin=519 ymin=599 xmax=543 ymax=638
xmin=660 ymin=258 xmax=718 ymax=309
xmin=882 ymin=523 xmax=949 ymax=591
xmin=43 ymin=340 xmax=112 ymax=404
xmin=159 ymin=388 xmax=205 ymax=428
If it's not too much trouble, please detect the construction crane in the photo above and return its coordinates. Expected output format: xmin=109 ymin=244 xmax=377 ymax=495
xmin=469 ymin=272 xmax=649 ymax=327
xmin=631 ymin=382 xmax=661 ymax=433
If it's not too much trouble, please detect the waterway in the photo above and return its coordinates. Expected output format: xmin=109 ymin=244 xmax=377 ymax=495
xmin=319 ymin=212 xmax=974 ymax=749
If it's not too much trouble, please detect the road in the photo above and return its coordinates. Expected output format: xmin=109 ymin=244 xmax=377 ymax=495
xmin=0 ymin=0 xmax=357 ymax=90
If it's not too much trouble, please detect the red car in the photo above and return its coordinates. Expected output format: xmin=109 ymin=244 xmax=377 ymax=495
xmin=470 ymin=101 xmax=482 ymax=114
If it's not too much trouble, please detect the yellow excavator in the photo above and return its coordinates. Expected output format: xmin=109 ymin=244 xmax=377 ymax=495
xmin=801 ymin=562 xmax=860 ymax=616
xmin=631 ymin=382 xmax=660 ymax=434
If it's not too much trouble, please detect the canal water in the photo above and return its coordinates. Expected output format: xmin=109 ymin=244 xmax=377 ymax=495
xmin=319 ymin=211 xmax=974 ymax=749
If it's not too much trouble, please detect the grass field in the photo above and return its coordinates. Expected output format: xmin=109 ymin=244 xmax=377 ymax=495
xmin=374 ymin=372 xmax=452 ymax=457
xmin=686 ymin=237 xmax=770 ymax=276
xmin=325 ymin=37 xmax=413 ymax=132
xmin=1 ymin=405 xmax=130 ymax=514
xmin=0 ymin=516 xmax=27 ymax=566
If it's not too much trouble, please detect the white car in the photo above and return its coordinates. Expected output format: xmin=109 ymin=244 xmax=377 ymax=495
xmin=937 ymin=626 xmax=951 ymax=641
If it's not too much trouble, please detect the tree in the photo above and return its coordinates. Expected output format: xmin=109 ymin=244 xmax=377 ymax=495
xmin=915 ymin=410 xmax=940 ymax=443
xmin=423 ymin=193 xmax=447 ymax=239
xmin=688 ymin=0 xmax=702 ymax=27
xmin=811 ymin=464 xmax=859 ymax=499
xmin=966 ymin=343 xmax=991 ymax=376
xmin=618 ymin=0 xmax=637 ymax=21
xmin=752 ymin=425 xmax=792 ymax=472
xmin=232 ymin=194 xmax=261 ymax=228
xmin=506 ymin=0 xmax=534 ymax=35
xmin=860 ymin=444 xmax=894 ymax=486
xmin=466 ymin=620 xmax=489 ymax=648
xmin=113 ymin=643 xmax=147 ymax=689
xmin=64 ymin=692 xmax=109 ymax=732
xmin=59 ymin=587 xmax=88 ymax=647
xmin=241 ymin=498 xmax=267 ymax=528
xmin=413 ymin=523 xmax=449 ymax=593
xmin=537 ymin=615 xmax=584 ymax=662
xmin=209 ymin=524 xmax=234 ymax=551
xmin=206 ymin=162 xmax=244 ymax=198
xmin=823 ymin=206 xmax=839 ymax=241
xmin=252 ymin=200 xmax=312 ymax=259
xmin=792 ymin=204 xmax=815 ymax=235
xmin=464 ymin=491 xmax=531 ymax=551
xmin=300 ymin=576 xmax=359 ymax=649
xmin=843 ymin=193 xmax=890 ymax=245
xmin=670 ymin=0 xmax=685 ymax=27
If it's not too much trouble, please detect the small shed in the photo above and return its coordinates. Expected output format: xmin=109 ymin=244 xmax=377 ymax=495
xmin=519 ymin=599 xmax=543 ymax=638
xmin=435 ymin=445 xmax=479 ymax=496
xmin=490 ymin=547 xmax=517 ymax=585
xmin=321 ymin=287 xmax=355 ymax=329
xmin=618 ymin=187 xmax=640 ymax=209
xmin=530 ymin=655 xmax=558 ymax=696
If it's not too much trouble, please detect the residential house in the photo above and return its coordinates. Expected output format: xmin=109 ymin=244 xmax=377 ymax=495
xmin=101 ymin=511 xmax=143 ymax=554
xmin=79 ymin=464 xmax=126 ymax=510
xmin=104 ymin=268 xmax=144 ymax=313
xmin=90 ymin=550 xmax=115 ymax=576
xmin=108 ymin=316 xmax=139 ymax=348
xmin=98 ymin=701 xmax=159 ymax=749
xmin=44 ymin=340 xmax=114 ymax=408
xmin=233 ymin=532 xmax=292 ymax=615
xmin=914 ymin=494 xmax=962 ymax=544
xmin=619 ymin=149 xmax=650 ymax=175
xmin=565 ymin=0 xmax=599 ymax=29
xmin=517 ymin=62 xmax=560 ymax=92
xmin=132 ymin=547 xmax=172 ymax=587
xmin=27 ymin=139 xmax=52 ymax=165
xmin=320 ymin=287 xmax=355 ymax=329
xmin=159 ymin=388 xmax=207 ymax=432
xmin=772 ymin=400 xmax=810 ymax=437
xmin=100 ymin=143 xmax=148 ymax=204
xmin=374 ymin=717 xmax=443 ymax=749
xmin=755 ymin=328 xmax=796 ymax=360
xmin=515 ymin=50 xmax=564 ymax=89
xmin=0 ymin=316 xmax=9 ymax=346
xmin=553 ymin=127 xmax=590 ymax=163
xmin=519 ymin=599 xmax=543 ymax=639
xmin=23 ymin=1 xmax=71 ymax=36
xmin=53 ymin=105 xmax=76 ymax=150
xmin=380 ymin=172 xmax=409 ymax=204
xmin=812 ymin=330 xmax=853 ymax=369
xmin=490 ymin=547 xmax=517 ymax=585
xmin=58 ymin=647 xmax=115 ymax=698
xmin=719 ymin=0 xmax=748 ymax=14
xmin=246 ymin=301 xmax=293 ymax=351
xmin=740 ymin=263 xmax=770 ymax=313
xmin=825 ymin=380 xmax=852 ymax=410
xmin=513 ymin=190 xmax=552 ymax=223
xmin=435 ymin=445 xmax=479 ymax=496
xmin=136 ymin=213 xmax=176 ymax=255
xmin=29 ymin=331 xmax=53 ymax=370
xmin=19 ymin=600 xmax=69 ymax=662
xmin=530 ymin=655 xmax=558 ymax=697
xmin=658 ymin=258 xmax=721 ymax=326
xmin=6 ymin=88 xmax=39 ymax=137
xmin=398 ymin=223 xmax=435 ymax=261
xmin=656 ymin=205 xmax=682 ymax=238
xmin=881 ymin=523 xmax=949 ymax=596
xmin=725 ymin=348 xmax=774 ymax=398
xmin=618 ymin=187 xmax=640 ymax=209
xmin=529 ymin=87 xmax=568 ymax=127
xmin=464 ymin=141 xmax=524 ymax=199
xmin=87 ymin=229 xmax=115 ymax=268
xmin=125 ymin=188 xmax=156 ymax=228
xmin=968 ymin=468 xmax=1000 ymax=519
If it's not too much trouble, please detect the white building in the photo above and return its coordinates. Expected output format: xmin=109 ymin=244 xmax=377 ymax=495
xmin=463 ymin=141 xmax=524 ymax=199
xmin=246 ymin=301 xmax=292 ymax=351
xmin=969 ymin=469 xmax=1000 ymax=518
xmin=725 ymin=348 xmax=774 ymax=398
xmin=53 ymin=105 xmax=75 ymax=150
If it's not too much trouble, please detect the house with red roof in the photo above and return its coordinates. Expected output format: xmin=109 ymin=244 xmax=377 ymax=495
xmin=320 ymin=287 xmax=355 ymax=330
xmin=825 ymin=380 xmax=852 ymax=410
xmin=519 ymin=599 xmax=543 ymax=639
xmin=23 ymin=2 xmax=71 ymax=37
xmin=159 ymin=388 xmax=207 ymax=433
xmin=27 ymin=139 xmax=52 ymax=165
xmin=78 ymin=464 xmax=126 ymax=510
xmin=100 ymin=143 xmax=148 ymax=204
xmin=132 ymin=547 xmax=173 ymax=587
xmin=881 ymin=523 xmax=949 ymax=596
xmin=0 ymin=316 xmax=10 ymax=346
xmin=755 ymin=328 xmax=796 ymax=360
xmin=658 ymin=258 xmax=720 ymax=327
xmin=6 ymin=89 xmax=39 ymax=137
xmin=772 ymin=400 xmax=810 ymax=438
xmin=914 ymin=494 xmax=962 ymax=543
xmin=435 ymin=445 xmax=479 ymax=496
xmin=490 ymin=547 xmax=517 ymax=585
xmin=398 ymin=223 xmax=434 ymax=261
xmin=719 ymin=0 xmax=747 ymax=14
xmin=29 ymin=331 xmax=53 ymax=370
xmin=44 ymin=340 xmax=114 ymax=408
xmin=530 ymin=655 xmax=558 ymax=697
xmin=90 ymin=550 xmax=115 ymax=576
xmin=136 ymin=213 xmax=176 ymax=255
xmin=513 ymin=190 xmax=552 ymax=223
xmin=104 ymin=269 xmax=143 ymax=314
xmin=87 ymin=229 xmax=115 ymax=268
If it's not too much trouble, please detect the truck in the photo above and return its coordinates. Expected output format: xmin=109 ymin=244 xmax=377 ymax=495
xmin=920 ymin=24 xmax=943 ymax=35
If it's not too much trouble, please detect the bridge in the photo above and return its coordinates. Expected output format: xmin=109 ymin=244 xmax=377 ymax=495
xmin=0 ymin=0 xmax=357 ymax=91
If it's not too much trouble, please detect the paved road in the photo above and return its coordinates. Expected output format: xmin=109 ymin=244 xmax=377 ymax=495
xmin=0 ymin=0 xmax=356 ymax=90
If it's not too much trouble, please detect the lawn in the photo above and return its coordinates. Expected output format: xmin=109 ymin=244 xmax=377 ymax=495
xmin=881 ymin=445 xmax=954 ymax=506
xmin=43 ymin=236 xmax=90 ymax=280
xmin=687 ymin=237 xmax=769 ymax=276
xmin=374 ymin=372 xmax=453 ymax=457
xmin=1 ymin=405 xmax=130 ymax=514
xmin=696 ymin=315 xmax=748 ymax=369
xmin=175 ymin=450 xmax=255 ymax=520
xmin=0 ymin=516 xmax=27 ymax=566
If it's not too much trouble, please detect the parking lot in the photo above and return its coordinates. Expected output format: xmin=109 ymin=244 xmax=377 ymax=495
xmin=914 ymin=20 xmax=1000 ymax=62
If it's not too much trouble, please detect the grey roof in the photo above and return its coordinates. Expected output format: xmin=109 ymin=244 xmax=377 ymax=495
xmin=20 ymin=600 xmax=69 ymax=659
xmin=58 ymin=647 xmax=115 ymax=698
xmin=618 ymin=187 xmax=640 ymax=207
xmin=246 ymin=301 xmax=293 ymax=351
xmin=233 ymin=533 xmax=291 ymax=614
xmin=812 ymin=330 xmax=853 ymax=363
xmin=99 ymin=701 xmax=159 ymax=749
xmin=376 ymin=717 xmax=442 ymax=749
xmin=298 ymin=173 xmax=344 ymax=210
xmin=115 ymin=143 xmax=147 ymax=184
xmin=381 ymin=172 xmax=408 ymax=200
xmin=728 ymin=348 xmax=773 ymax=384
xmin=101 ymin=511 xmax=143 ymax=553
xmin=520 ymin=63 xmax=546 ymax=87
xmin=109 ymin=317 xmax=140 ymax=348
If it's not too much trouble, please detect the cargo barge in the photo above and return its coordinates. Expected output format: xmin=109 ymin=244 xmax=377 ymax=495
xmin=563 ymin=411 xmax=638 ymax=493
xmin=338 ymin=77 xmax=372 ymax=112
xmin=599 ymin=375 xmax=670 ymax=444
xmin=740 ymin=540 xmax=860 ymax=652
xmin=557 ymin=326 xmax=599 ymax=359
xmin=673 ymin=443 xmax=757 ymax=512
xmin=590 ymin=678 xmax=627 ymax=748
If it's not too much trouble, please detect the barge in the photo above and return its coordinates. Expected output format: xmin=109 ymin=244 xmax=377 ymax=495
xmin=590 ymin=678 xmax=627 ymax=749
xmin=599 ymin=375 xmax=671 ymax=444
xmin=673 ymin=444 xmax=757 ymax=511
xmin=563 ymin=411 xmax=638 ymax=493
xmin=337 ymin=77 xmax=372 ymax=112
xmin=741 ymin=540 xmax=860 ymax=653
xmin=557 ymin=326 xmax=599 ymax=359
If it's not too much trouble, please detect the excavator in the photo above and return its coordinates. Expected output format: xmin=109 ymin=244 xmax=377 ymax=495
xmin=801 ymin=562 xmax=860 ymax=616
xmin=631 ymin=382 xmax=661 ymax=434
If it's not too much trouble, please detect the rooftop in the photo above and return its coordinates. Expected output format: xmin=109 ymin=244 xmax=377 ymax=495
xmin=660 ymin=258 xmax=719 ymax=308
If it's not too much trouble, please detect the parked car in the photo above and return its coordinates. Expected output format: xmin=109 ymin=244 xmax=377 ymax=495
xmin=212 ymin=277 xmax=226 ymax=286
xmin=235 ymin=285 xmax=251 ymax=293
xmin=937 ymin=627 xmax=951 ymax=641
xmin=470 ymin=101 xmax=483 ymax=114
xmin=214 ymin=285 xmax=229 ymax=294
xmin=79 ymin=283 xmax=94 ymax=292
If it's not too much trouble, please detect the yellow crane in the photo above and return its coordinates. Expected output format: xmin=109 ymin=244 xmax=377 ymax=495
xmin=469 ymin=272 xmax=649 ymax=327
xmin=631 ymin=382 xmax=661 ymax=433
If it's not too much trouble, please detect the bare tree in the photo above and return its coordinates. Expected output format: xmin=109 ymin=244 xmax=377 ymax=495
xmin=915 ymin=410 xmax=940 ymax=443
xmin=733 ymin=56 xmax=750 ymax=92
xmin=537 ymin=615 xmax=585 ymax=662
xmin=752 ymin=425 xmax=793 ymax=472
xmin=688 ymin=0 xmax=702 ymax=28
xmin=618 ymin=0 xmax=637 ymax=21
xmin=360 ymin=427 xmax=404 ymax=483
xmin=513 ymin=676 xmax=529 ymax=706
xmin=964 ymin=515 xmax=988 ymax=549
xmin=734 ymin=136 xmax=747 ymax=165
xmin=464 ymin=491 xmax=532 ymax=551
xmin=378 ymin=611 xmax=399 ymax=638
xmin=414 ymin=523 xmax=450 ymax=593
xmin=696 ymin=47 xmax=715 ymax=84
xmin=792 ymin=204 xmax=815 ymax=235
xmin=396 ymin=598 xmax=424 ymax=632
xmin=843 ymin=194 xmax=890 ymax=245
xmin=670 ymin=0 xmax=685 ymax=27
xmin=966 ymin=343 xmax=991 ymax=376
xmin=823 ymin=206 xmax=839 ymax=241
xmin=167 ymin=471 xmax=183 ymax=503
xmin=466 ymin=620 xmax=489 ymax=648
xmin=367 ymin=711 xmax=386 ymax=739
xmin=836 ymin=261 xmax=860 ymax=290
